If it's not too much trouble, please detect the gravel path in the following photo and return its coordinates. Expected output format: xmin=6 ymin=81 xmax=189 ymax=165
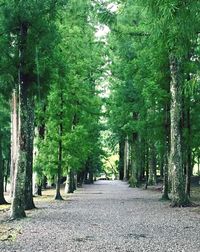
xmin=0 ymin=180 xmax=200 ymax=252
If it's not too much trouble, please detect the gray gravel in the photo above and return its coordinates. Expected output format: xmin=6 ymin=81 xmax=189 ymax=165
xmin=0 ymin=180 xmax=200 ymax=252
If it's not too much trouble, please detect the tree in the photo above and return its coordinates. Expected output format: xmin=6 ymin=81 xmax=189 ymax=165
xmin=0 ymin=0 xmax=67 ymax=219
xmin=35 ymin=0 xmax=103 ymax=198
xmin=107 ymin=0 xmax=200 ymax=206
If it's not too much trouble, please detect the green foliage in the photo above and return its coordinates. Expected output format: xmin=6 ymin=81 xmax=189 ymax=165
xmin=34 ymin=0 xmax=104 ymax=180
xmin=107 ymin=0 xmax=200 ymax=185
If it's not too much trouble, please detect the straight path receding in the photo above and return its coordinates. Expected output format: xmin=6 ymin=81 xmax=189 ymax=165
xmin=0 ymin=180 xmax=200 ymax=252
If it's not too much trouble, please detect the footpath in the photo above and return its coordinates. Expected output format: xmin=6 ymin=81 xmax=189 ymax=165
xmin=0 ymin=180 xmax=200 ymax=252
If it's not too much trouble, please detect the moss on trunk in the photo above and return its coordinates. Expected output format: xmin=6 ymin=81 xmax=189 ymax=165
xmin=169 ymin=55 xmax=189 ymax=207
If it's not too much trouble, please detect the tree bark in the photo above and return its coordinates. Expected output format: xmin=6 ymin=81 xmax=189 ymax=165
xmin=148 ymin=144 xmax=157 ymax=185
xmin=119 ymin=138 xmax=125 ymax=180
xmin=89 ymin=170 xmax=94 ymax=184
xmin=34 ymin=124 xmax=45 ymax=196
xmin=144 ymin=143 xmax=149 ymax=189
xmin=123 ymin=136 xmax=129 ymax=181
xmin=185 ymin=103 xmax=192 ymax=197
xmin=55 ymin=122 xmax=63 ymax=200
xmin=77 ymin=171 xmax=84 ymax=187
xmin=10 ymin=90 xmax=18 ymax=198
xmin=129 ymin=133 xmax=138 ymax=187
xmin=25 ymin=98 xmax=35 ymax=209
xmin=4 ymin=159 xmax=9 ymax=193
xmin=0 ymin=133 xmax=7 ymax=204
xmin=169 ymin=55 xmax=189 ymax=207
xmin=55 ymin=91 xmax=64 ymax=200
xmin=162 ymin=103 xmax=170 ymax=200
xmin=73 ymin=173 xmax=77 ymax=191
xmin=68 ymin=168 xmax=74 ymax=193
xmin=10 ymin=22 xmax=29 ymax=219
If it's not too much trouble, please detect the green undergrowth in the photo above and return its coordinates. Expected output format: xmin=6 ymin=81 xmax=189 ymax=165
xmin=190 ymin=186 xmax=200 ymax=204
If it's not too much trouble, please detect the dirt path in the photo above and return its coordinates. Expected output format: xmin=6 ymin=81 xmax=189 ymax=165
xmin=0 ymin=180 xmax=200 ymax=252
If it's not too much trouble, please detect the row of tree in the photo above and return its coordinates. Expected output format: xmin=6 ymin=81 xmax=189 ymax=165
xmin=107 ymin=0 xmax=200 ymax=206
xmin=0 ymin=0 xmax=104 ymax=219
xmin=0 ymin=0 xmax=199 ymax=221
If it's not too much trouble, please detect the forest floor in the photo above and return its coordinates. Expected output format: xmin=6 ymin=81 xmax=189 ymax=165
xmin=0 ymin=180 xmax=200 ymax=252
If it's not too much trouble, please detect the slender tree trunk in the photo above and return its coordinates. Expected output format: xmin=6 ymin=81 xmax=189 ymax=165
xmin=119 ymin=138 xmax=125 ymax=180
xmin=162 ymin=103 xmax=170 ymax=200
xmin=25 ymin=98 xmax=35 ymax=209
xmin=123 ymin=136 xmax=129 ymax=181
xmin=85 ymin=158 xmax=93 ymax=184
xmin=138 ymin=136 xmax=145 ymax=182
xmin=145 ymin=143 xmax=149 ymax=189
xmin=10 ymin=90 xmax=18 ymax=198
xmin=36 ymin=183 xmax=42 ymax=196
xmin=34 ymin=124 xmax=45 ymax=196
xmin=55 ymin=97 xmax=63 ymax=200
xmin=129 ymin=133 xmax=138 ymax=187
xmin=68 ymin=168 xmax=74 ymax=193
xmin=55 ymin=138 xmax=63 ymax=199
xmin=73 ymin=173 xmax=77 ymax=191
xmin=89 ymin=170 xmax=94 ymax=184
xmin=148 ymin=144 xmax=157 ymax=185
xmin=0 ymin=133 xmax=7 ymax=204
xmin=160 ymin=156 xmax=164 ymax=179
xmin=55 ymin=161 xmax=62 ymax=199
xmin=169 ymin=55 xmax=189 ymax=207
xmin=77 ymin=171 xmax=84 ymax=187
xmin=185 ymin=104 xmax=192 ymax=197
xmin=4 ymin=159 xmax=9 ymax=193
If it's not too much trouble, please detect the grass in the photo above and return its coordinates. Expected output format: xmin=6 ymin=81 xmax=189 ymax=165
xmin=190 ymin=186 xmax=200 ymax=213
xmin=190 ymin=186 xmax=200 ymax=204
xmin=0 ymin=224 xmax=21 ymax=242
xmin=0 ymin=204 xmax=10 ymax=213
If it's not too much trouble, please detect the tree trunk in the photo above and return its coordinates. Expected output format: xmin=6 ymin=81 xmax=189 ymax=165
xmin=162 ymin=103 xmax=170 ymax=200
xmin=55 ymin=158 xmax=63 ymax=200
xmin=55 ymin=119 xmax=63 ymax=200
xmin=34 ymin=124 xmax=45 ymax=196
xmin=68 ymin=168 xmax=74 ymax=193
xmin=10 ymin=23 xmax=29 ymax=219
xmin=25 ymin=99 xmax=35 ymax=210
xmin=73 ymin=173 xmax=77 ymax=191
xmin=4 ymin=158 xmax=10 ymax=193
xmin=160 ymin=156 xmax=164 ymax=179
xmin=169 ymin=55 xmax=189 ymax=207
xmin=36 ymin=184 xmax=42 ymax=196
xmin=89 ymin=170 xmax=94 ymax=184
xmin=129 ymin=133 xmax=138 ymax=187
xmin=185 ymin=104 xmax=192 ymax=197
xmin=77 ymin=171 xmax=84 ymax=187
xmin=55 ymin=159 xmax=63 ymax=200
xmin=145 ymin=143 xmax=149 ymax=189
xmin=123 ymin=136 xmax=129 ymax=181
xmin=10 ymin=90 xmax=18 ymax=198
xmin=0 ymin=133 xmax=7 ymax=204
xmin=148 ymin=144 xmax=157 ymax=185
xmin=55 ymin=91 xmax=64 ymax=200
xmin=138 ymin=136 xmax=145 ymax=182
xmin=119 ymin=138 xmax=125 ymax=180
